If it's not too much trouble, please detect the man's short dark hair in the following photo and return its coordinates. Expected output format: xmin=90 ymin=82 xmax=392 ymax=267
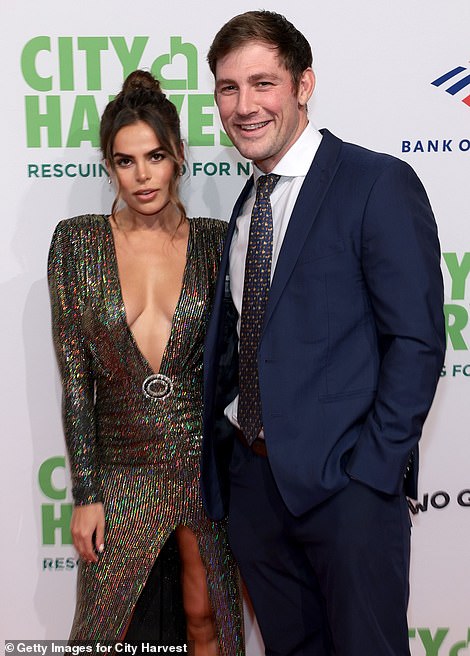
xmin=207 ymin=10 xmax=313 ymax=90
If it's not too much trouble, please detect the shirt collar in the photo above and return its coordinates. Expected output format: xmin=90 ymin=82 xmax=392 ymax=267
xmin=253 ymin=122 xmax=323 ymax=183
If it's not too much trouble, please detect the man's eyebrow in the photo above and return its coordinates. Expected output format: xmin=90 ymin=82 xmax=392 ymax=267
xmin=216 ymin=72 xmax=281 ymax=86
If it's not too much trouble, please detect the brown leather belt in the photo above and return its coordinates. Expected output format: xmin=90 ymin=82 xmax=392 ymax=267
xmin=235 ymin=428 xmax=268 ymax=457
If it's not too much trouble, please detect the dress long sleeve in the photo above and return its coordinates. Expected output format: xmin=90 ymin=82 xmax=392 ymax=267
xmin=48 ymin=220 xmax=101 ymax=505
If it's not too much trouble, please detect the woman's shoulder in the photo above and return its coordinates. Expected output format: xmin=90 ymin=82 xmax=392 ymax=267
xmin=188 ymin=218 xmax=228 ymax=273
xmin=50 ymin=214 xmax=109 ymax=252
xmin=52 ymin=213 xmax=109 ymax=239
xmin=189 ymin=217 xmax=228 ymax=240
xmin=48 ymin=214 xmax=110 ymax=273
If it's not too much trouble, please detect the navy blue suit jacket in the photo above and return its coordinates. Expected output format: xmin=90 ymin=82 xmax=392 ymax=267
xmin=201 ymin=129 xmax=445 ymax=520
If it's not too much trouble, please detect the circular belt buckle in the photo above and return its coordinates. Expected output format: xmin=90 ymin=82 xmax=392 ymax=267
xmin=142 ymin=373 xmax=173 ymax=400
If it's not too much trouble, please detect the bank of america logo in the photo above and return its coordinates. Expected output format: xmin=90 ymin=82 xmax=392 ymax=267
xmin=432 ymin=66 xmax=470 ymax=107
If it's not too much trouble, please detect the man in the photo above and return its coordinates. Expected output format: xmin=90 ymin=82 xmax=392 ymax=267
xmin=201 ymin=10 xmax=445 ymax=656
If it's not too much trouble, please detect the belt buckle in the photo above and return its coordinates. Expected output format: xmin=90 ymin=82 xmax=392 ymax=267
xmin=235 ymin=428 xmax=267 ymax=457
xmin=251 ymin=437 xmax=268 ymax=458
xmin=142 ymin=373 xmax=173 ymax=400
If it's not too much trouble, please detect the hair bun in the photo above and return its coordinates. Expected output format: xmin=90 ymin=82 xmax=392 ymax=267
xmin=121 ymin=70 xmax=162 ymax=95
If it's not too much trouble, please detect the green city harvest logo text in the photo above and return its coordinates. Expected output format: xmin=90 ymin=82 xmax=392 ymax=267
xmin=38 ymin=456 xmax=72 ymax=545
xmin=21 ymin=36 xmax=231 ymax=149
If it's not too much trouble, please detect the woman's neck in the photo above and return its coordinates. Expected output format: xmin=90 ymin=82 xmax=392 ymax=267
xmin=112 ymin=203 xmax=185 ymax=235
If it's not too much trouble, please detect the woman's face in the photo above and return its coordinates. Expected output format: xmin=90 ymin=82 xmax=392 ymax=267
xmin=109 ymin=120 xmax=179 ymax=219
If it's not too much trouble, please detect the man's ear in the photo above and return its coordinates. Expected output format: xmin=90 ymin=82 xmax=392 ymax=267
xmin=297 ymin=68 xmax=315 ymax=107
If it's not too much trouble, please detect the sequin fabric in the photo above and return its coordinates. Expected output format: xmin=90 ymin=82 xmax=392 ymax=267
xmin=48 ymin=214 xmax=244 ymax=653
xmin=238 ymin=174 xmax=280 ymax=444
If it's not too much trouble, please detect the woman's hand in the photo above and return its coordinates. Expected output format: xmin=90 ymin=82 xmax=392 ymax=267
xmin=71 ymin=502 xmax=105 ymax=563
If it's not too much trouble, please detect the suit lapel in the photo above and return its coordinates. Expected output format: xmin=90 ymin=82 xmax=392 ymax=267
xmin=263 ymin=130 xmax=343 ymax=329
xmin=218 ymin=175 xmax=253 ymax=300
xmin=204 ymin=176 xmax=253 ymax=359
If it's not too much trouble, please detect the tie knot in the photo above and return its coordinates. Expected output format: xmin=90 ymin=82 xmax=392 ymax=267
xmin=257 ymin=174 xmax=280 ymax=198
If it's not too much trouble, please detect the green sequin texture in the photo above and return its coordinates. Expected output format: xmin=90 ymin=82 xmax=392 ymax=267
xmin=48 ymin=215 xmax=244 ymax=652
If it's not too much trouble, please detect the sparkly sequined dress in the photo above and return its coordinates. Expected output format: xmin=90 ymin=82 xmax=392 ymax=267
xmin=48 ymin=214 xmax=243 ymax=652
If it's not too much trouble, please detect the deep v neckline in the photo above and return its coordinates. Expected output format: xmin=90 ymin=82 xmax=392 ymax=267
xmin=105 ymin=215 xmax=193 ymax=377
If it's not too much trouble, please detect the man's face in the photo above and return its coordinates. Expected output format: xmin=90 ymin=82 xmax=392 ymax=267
xmin=214 ymin=41 xmax=314 ymax=172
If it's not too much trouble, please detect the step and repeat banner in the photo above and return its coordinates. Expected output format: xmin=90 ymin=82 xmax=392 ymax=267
xmin=2 ymin=1 xmax=469 ymax=653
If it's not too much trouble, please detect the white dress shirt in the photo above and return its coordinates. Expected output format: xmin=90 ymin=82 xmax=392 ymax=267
xmin=225 ymin=122 xmax=323 ymax=429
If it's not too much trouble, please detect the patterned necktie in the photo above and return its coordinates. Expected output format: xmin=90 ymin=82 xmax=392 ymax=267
xmin=238 ymin=173 xmax=280 ymax=445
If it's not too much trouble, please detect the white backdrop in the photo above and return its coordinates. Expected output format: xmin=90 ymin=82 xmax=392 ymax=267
xmin=2 ymin=1 xmax=470 ymax=654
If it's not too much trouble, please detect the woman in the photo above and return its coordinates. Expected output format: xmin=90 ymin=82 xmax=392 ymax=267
xmin=48 ymin=70 xmax=244 ymax=655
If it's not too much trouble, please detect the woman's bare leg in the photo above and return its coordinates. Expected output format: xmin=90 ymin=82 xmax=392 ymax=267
xmin=175 ymin=526 xmax=218 ymax=656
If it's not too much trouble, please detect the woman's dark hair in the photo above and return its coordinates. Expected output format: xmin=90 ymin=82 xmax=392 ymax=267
xmin=100 ymin=70 xmax=185 ymax=221
xmin=207 ymin=10 xmax=313 ymax=90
